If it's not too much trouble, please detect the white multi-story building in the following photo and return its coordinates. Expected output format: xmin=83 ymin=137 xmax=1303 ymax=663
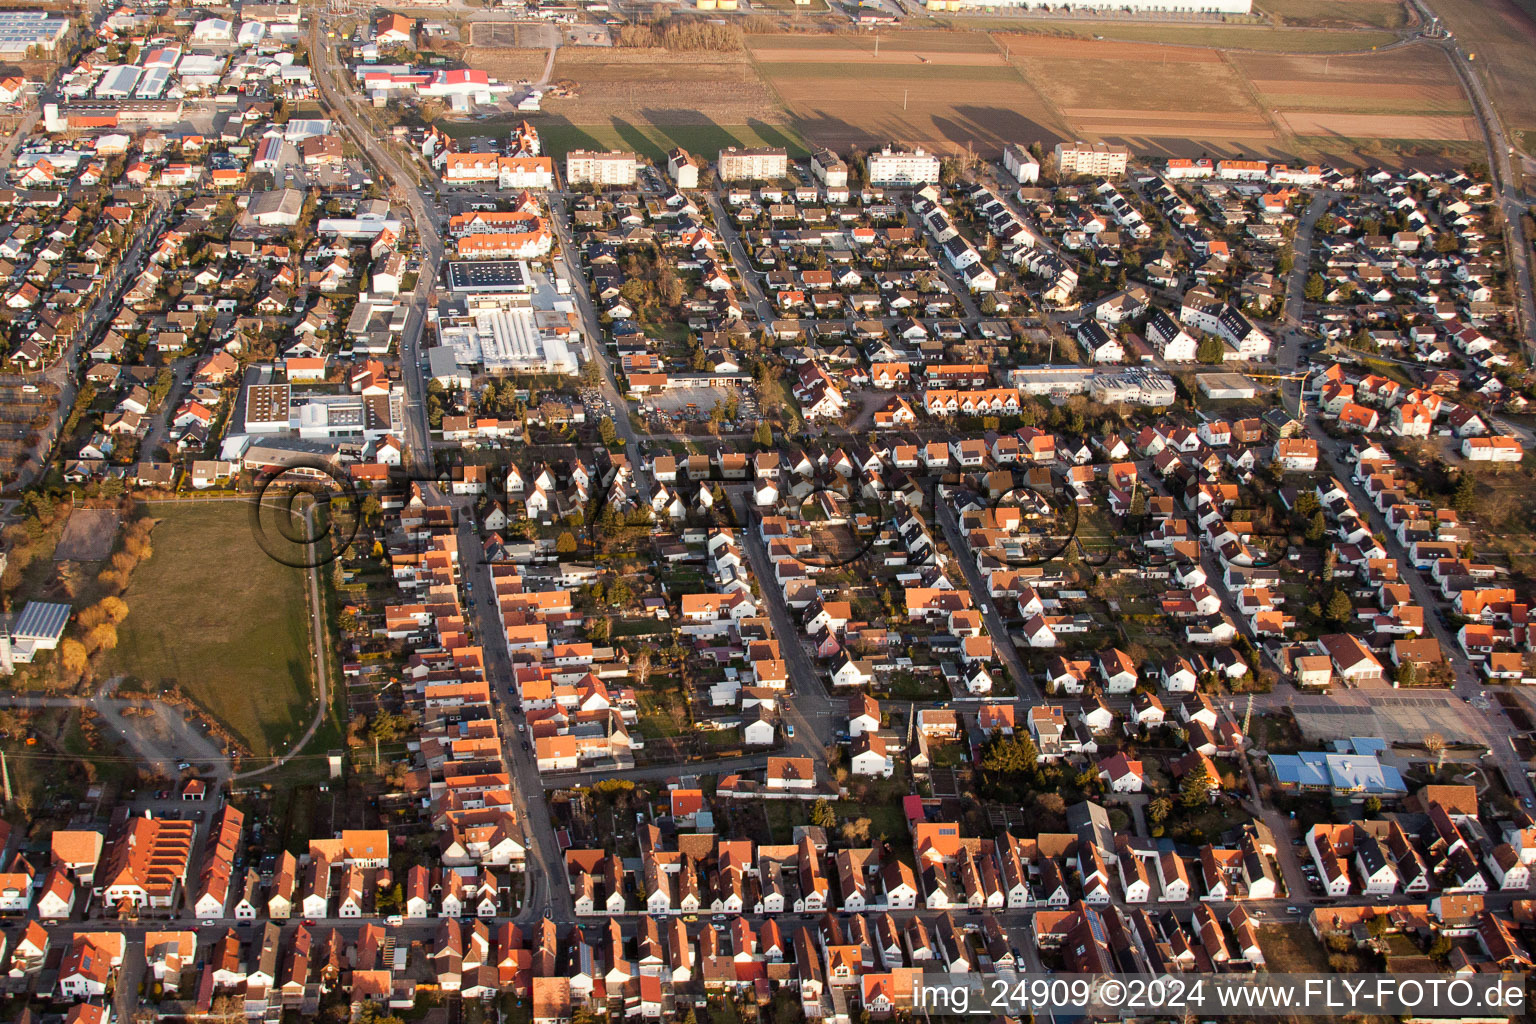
xmin=867 ymin=145 xmax=941 ymax=187
xmin=564 ymin=149 xmax=638 ymax=187
xmin=717 ymin=147 xmax=787 ymax=182
xmin=1463 ymin=436 xmax=1524 ymax=462
xmin=1003 ymin=144 xmax=1040 ymax=184
xmin=667 ymin=148 xmax=698 ymax=188
xmin=811 ymin=148 xmax=848 ymax=188
xmin=1180 ymin=299 xmax=1271 ymax=359
xmin=1146 ymin=308 xmax=1198 ymax=362
xmin=1091 ymin=369 xmax=1177 ymax=407
xmin=1055 ymin=141 xmax=1130 ymax=178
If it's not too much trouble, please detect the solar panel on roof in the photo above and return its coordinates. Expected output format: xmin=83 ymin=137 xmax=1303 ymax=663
xmin=12 ymin=600 xmax=70 ymax=641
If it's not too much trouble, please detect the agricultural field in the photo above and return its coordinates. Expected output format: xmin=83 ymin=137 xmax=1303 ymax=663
xmin=459 ymin=46 xmax=548 ymax=85
xmin=984 ymin=21 xmax=1400 ymax=50
xmin=541 ymin=47 xmax=784 ymax=128
xmin=1231 ymin=44 xmax=1476 ymax=139
xmin=455 ymin=24 xmax=1478 ymax=162
xmin=747 ymin=31 xmax=1067 ymax=156
xmin=1000 ymin=35 xmax=1277 ymax=149
xmin=993 ymin=33 xmax=1475 ymax=154
xmin=105 ymin=503 xmax=314 ymax=761
xmin=1423 ymin=0 xmax=1536 ymax=149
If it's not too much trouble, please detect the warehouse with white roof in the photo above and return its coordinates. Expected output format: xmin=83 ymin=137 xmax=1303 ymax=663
xmin=94 ymin=65 xmax=141 ymax=99
xmin=0 ymin=11 xmax=69 ymax=55
xmin=440 ymin=306 xmax=577 ymax=376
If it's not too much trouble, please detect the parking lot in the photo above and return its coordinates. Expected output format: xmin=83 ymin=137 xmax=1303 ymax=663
xmin=642 ymin=385 xmax=755 ymax=426
xmin=580 ymin=385 xmax=616 ymax=424
xmin=1288 ymin=692 xmax=1485 ymax=746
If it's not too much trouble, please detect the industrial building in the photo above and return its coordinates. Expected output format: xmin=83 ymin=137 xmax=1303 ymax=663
xmin=242 ymin=383 xmax=404 ymax=440
xmin=446 ymin=260 xmax=532 ymax=296
xmin=0 ymin=10 xmax=69 ymax=55
xmin=439 ymin=306 xmax=578 ymax=376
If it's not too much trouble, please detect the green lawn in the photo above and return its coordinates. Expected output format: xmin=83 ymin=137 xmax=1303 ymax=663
xmin=1259 ymin=923 xmax=1332 ymax=971
xmin=105 ymin=502 xmax=314 ymax=760
xmin=833 ymin=799 xmax=909 ymax=847
xmin=1255 ymin=0 xmax=1408 ymax=28
xmin=635 ymin=677 xmax=690 ymax=738
xmin=764 ymin=799 xmax=807 ymax=842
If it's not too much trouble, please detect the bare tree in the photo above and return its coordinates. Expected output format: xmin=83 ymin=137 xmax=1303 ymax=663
xmin=1424 ymin=732 xmax=1446 ymax=768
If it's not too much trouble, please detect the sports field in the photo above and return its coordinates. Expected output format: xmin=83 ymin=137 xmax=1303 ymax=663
xmin=105 ymin=503 xmax=314 ymax=760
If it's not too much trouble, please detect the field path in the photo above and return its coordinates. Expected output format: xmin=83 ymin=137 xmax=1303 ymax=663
xmin=1219 ymin=49 xmax=1289 ymax=140
xmin=536 ymin=34 xmax=558 ymax=87
xmin=994 ymin=27 xmax=1423 ymax=57
xmin=234 ymin=500 xmax=330 ymax=782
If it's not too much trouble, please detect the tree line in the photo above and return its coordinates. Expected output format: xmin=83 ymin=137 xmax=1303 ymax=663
xmin=614 ymin=17 xmax=745 ymax=51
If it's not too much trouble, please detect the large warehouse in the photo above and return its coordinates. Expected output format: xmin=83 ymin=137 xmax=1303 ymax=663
xmin=439 ymin=306 xmax=578 ymax=376
xmin=0 ymin=10 xmax=69 ymax=55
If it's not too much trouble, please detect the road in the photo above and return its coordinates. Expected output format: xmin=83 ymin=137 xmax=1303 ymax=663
xmin=542 ymin=752 xmax=778 ymax=790
xmin=455 ymin=512 xmax=573 ymax=925
xmin=1404 ymin=0 xmax=1536 ymax=357
xmin=546 ymin=190 xmax=651 ymax=504
xmin=535 ymin=35 xmax=559 ymax=88
xmin=310 ymin=18 xmax=658 ymax=921
xmin=1280 ymin=191 xmax=1336 ymax=333
xmin=0 ymin=94 xmax=41 ymax=176
xmin=735 ymin=496 xmax=839 ymax=760
xmin=1280 ymin=406 xmax=1536 ymax=806
xmin=19 ymin=195 xmax=171 ymax=487
xmin=310 ymin=14 xmax=440 ymax=476
xmin=932 ymin=496 xmax=1041 ymax=703
xmin=289 ymin=2 xmax=1536 ymax=938
xmin=705 ymin=194 xmax=774 ymax=325
xmin=140 ymin=353 xmax=196 ymax=459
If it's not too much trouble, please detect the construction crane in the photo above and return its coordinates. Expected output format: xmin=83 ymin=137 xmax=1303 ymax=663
xmin=1244 ymin=365 xmax=1319 ymax=419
